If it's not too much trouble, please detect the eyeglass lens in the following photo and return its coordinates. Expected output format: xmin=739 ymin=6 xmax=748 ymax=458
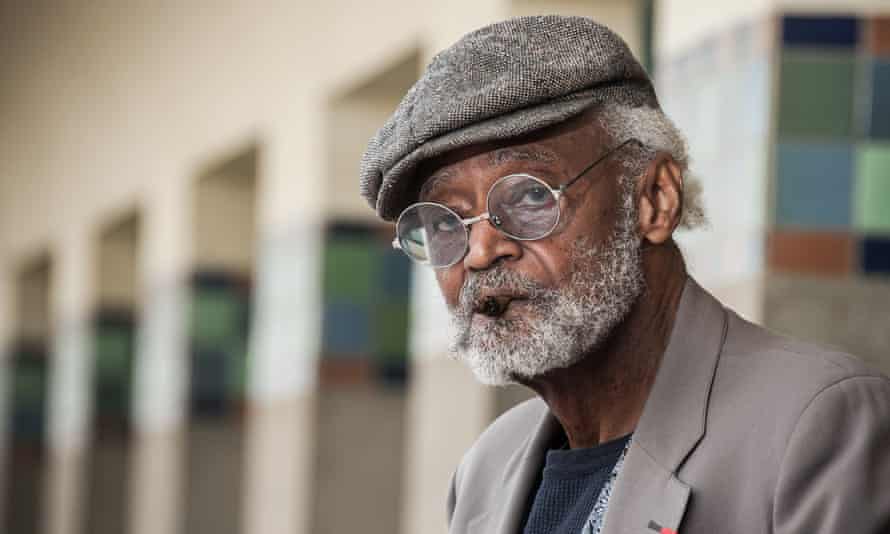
xmin=396 ymin=175 xmax=560 ymax=267
xmin=396 ymin=203 xmax=469 ymax=267
xmin=487 ymin=174 xmax=559 ymax=238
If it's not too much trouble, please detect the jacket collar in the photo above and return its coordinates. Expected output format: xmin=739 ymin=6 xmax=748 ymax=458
xmin=631 ymin=276 xmax=727 ymax=473
xmin=490 ymin=277 xmax=728 ymax=534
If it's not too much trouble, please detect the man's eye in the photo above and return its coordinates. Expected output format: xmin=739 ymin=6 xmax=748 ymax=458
xmin=522 ymin=186 xmax=550 ymax=204
xmin=506 ymin=185 xmax=550 ymax=207
xmin=432 ymin=216 xmax=461 ymax=233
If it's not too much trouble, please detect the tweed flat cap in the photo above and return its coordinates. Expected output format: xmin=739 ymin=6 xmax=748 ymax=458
xmin=359 ymin=15 xmax=659 ymax=221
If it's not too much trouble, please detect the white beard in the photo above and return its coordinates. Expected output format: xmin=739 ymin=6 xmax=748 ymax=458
xmin=447 ymin=189 xmax=645 ymax=386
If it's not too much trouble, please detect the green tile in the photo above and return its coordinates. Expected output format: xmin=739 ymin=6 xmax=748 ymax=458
xmin=778 ymin=52 xmax=855 ymax=139
xmin=323 ymin=238 xmax=377 ymax=302
xmin=855 ymin=145 xmax=890 ymax=232
xmin=191 ymin=290 xmax=242 ymax=346
xmin=225 ymin=337 xmax=248 ymax=399
xmin=374 ymin=301 xmax=410 ymax=355
xmin=95 ymin=328 xmax=132 ymax=380
xmin=14 ymin=366 xmax=46 ymax=407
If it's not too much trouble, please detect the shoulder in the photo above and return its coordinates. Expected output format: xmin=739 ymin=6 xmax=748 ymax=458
xmin=448 ymin=395 xmax=548 ymax=526
xmin=680 ymin=308 xmax=890 ymax=531
xmin=768 ymin=353 xmax=890 ymax=532
xmin=483 ymin=395 xmax=549 ymax=444
xmin=710 ymin=309 xmax=889 ymax=433
xmin=453 ymin=396 xmax=547 ymax=492
xmin=710 ymin=308 xmax=890 ymax=476
xmin=695 ymin=307 xmax=889 ymax=474
xmin=717 ymin=309 xmax=888 ymax=408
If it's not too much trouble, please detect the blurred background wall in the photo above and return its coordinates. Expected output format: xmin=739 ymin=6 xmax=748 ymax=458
xmin=0 ymin=1 xmax=888 ymax=534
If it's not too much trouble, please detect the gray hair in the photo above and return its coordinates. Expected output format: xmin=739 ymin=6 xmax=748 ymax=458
xmin=595 ymin=104 xmax=707 ymax=230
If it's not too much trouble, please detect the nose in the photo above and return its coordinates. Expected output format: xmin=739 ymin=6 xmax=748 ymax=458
xmin=462 ymin=217 xmax=522 ymax=271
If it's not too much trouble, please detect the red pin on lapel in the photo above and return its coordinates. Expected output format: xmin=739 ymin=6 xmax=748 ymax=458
xmin=648 ymin=520 xmax=677 ymax=534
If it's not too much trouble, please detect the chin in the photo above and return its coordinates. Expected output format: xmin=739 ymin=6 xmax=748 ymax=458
xmin=454 ymin=338 xmax=591 ymax=387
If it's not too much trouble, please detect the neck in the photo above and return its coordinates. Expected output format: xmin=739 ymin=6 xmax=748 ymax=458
xmin=521 ymin=241 xmax=687 ymax=449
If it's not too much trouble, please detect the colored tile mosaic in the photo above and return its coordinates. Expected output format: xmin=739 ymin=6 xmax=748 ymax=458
xmin=318 ymin=359 xmax=373 ymax=387
xmin=768 ymin=230 xmax=854 ymax=277
xmin=855 ymin=144 xmax=890 ymax=233
xmin=868 ymin=60 xmax=890 ymax=139
xmin=321 ymin=222 xmax=413 ymax=386
xmin=323 ymin=239 xmax=378 ymax=302
xmin=782 ymin=15 xmax=860 ymax=48
xmin=188 ymin=271 xmax=251 ymax=417
xmin=778 ymin=52 xmax=856 ymax=139
xmin=9 ymin=341 xmax=49 ymax=444
xmin=775 ymin=142 xmax=853 ymax=229
xmin=92 ymin=309 xmax=136 ymax=434
xmin=870 ymin=17 xmax=890 ymax=56
xmin=862 ymin=237 xmax=890 ymax=274
xmin=323 ymin=300 xmax=371 ymax=355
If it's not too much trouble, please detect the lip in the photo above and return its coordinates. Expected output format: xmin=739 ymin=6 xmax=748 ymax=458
xmin=474 ymin=291 xmax=526 ymax=307
xmin=472 ymin=294 xmax=529 ymax=319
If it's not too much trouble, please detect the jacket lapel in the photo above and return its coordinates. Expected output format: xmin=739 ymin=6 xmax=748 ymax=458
xmin=599 ymin=443 xmax=691 ymax=534
xmin=601 ymin=278 xmax=727 ymax=534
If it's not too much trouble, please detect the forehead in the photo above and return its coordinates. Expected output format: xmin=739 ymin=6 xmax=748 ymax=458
xmin=417 ymin=112 xmax=602 ymax=201
xmin=419 ymin=145 xmax=557 ymax=198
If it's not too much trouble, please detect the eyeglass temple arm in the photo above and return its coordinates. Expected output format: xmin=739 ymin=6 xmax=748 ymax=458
xmin=392 ymin=237 xmax=401 ymax=250
xmin=558 ymin=138 xmax=642 ymax=193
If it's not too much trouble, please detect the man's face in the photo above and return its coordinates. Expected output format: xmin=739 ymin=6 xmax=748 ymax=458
xmin=417 ymin=116 xmax=646 ymax=385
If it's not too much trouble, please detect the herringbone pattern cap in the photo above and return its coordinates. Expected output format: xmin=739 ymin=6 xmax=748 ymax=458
xmin=359 ymin=15 xmax=659 ymax=220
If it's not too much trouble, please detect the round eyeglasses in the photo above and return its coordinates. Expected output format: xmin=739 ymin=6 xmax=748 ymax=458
xmin=392 ymin=138 xmax=642 ymax=268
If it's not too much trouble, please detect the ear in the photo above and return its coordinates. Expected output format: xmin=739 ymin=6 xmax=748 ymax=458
xmin=637 ymin=154 xmax=683 ymax=245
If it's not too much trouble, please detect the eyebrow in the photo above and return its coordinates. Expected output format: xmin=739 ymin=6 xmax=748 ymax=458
xmin=419 ymin=168 xmax=455 ymax=201
xmin=486 ymin=146 xmax=557 ymax=166
xmin=419 ymin=146 xmax=558 ymax=200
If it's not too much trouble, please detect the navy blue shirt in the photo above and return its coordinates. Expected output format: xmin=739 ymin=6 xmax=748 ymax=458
xmin=522 ymin=433 xmax=631 ymax=534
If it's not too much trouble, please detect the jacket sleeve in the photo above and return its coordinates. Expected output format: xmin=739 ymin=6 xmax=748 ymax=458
xmin=773 ymin=375 xmax=890 ymax=534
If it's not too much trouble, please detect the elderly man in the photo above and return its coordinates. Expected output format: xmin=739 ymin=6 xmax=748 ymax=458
xmin=359 ymin=16 xmax=890 ymax=534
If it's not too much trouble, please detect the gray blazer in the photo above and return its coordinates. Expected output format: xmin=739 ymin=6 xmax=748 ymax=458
xmin=447 ymin=278 xmax=890 ymax=534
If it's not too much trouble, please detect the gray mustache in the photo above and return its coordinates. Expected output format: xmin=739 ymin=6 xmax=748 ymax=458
xmin=456 ymin=267 xmax=549 ymax=317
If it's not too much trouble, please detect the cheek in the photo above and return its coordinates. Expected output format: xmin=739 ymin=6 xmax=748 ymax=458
xmin=560 ymin=194 xmax=621 ymax=246
xmin=524 ymin=205 xmax=618 ymax=283
xmin=521 ymin=243 xmax=572 ymax=286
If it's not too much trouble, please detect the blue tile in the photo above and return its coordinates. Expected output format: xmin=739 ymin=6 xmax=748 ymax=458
xmin=322 ymin=300 xmax=370 ymax=355
xmin=862 ymin=237 xmax=890 ymax=274
xmin=379 ymin=248 xmax=412 ymax=298
xmin=776 ymin=142 xmax=853 ymax=229
xmin=869 ymin=60 xmax=890 ymax=139
xmin=10 ymin=353 xmax=48 ymax=443
xmin=782 ymin=15 xmax=860 ymax=48
xmin=190 ymin=349 xmax=230 ymax=416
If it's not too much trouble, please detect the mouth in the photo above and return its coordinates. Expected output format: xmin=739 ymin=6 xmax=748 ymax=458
xmin=472 ymin=293 xmax=529 ymax=319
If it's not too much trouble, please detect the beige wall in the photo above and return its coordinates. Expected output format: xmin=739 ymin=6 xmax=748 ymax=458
xmin=97 ymin=216 xmax=140 ymax=311
xmin=15 ymin=257 xmax=52 ymax=341
xmin=194 ymin=150 xmax=257 ymax=273
xmin=327 ymin=50 xmax=422 ymax=222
